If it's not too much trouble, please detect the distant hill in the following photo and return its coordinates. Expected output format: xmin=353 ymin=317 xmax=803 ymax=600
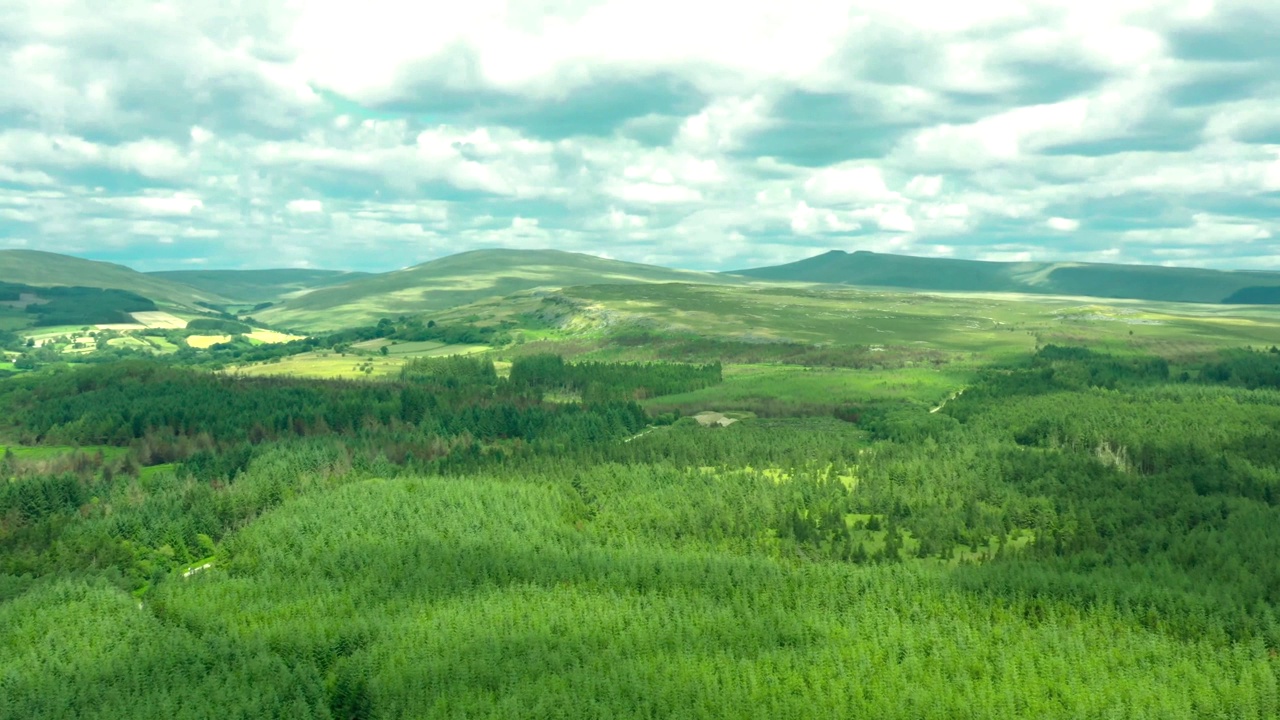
xmin=149 ymin=269 xmax=371 ymax=305
xmin=0 ymin=249 xmax=224 ymax=308
xmin=1223 ymin=287 xmax=1280 ymax=305
xmin=256 ymin=249 xmax=734 ymax=330
xmin=733 ymin=250 xmax=1280 ymax=304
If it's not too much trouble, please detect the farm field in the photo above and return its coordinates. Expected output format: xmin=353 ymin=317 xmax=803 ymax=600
xmin=245 ymin=329 xmax=304 ymax=344
xmin=184 ymin=334 xmax=232 ymax=349
xmin=107 ymin=336 xmax=154 ymax=351
xmin=129 ymin=311 xmax=188 ymax=329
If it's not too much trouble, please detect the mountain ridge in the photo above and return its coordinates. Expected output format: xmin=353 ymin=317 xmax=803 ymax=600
xmin=732 ymin=249 xmax=1280 ymax=304
xmin=0 ymin=249 xmax=228 ymax=308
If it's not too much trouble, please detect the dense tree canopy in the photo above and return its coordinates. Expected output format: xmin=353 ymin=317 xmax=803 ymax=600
xmin=2 ymin=347 xmax=1279 ymax=718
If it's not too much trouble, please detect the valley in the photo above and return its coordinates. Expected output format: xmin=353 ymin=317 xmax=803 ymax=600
xmin=2 ymin=247 xmax=1279 ymax=719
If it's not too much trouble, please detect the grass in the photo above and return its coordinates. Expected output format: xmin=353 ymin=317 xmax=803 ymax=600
xmin=146 ymin=269 xmax=370 ymax=304
xmin=107 ymin=337 xmax=154 ymax=351
xmin=230 ymin=344 xmax=493 ymax=379
xmin=645 ymin=364 xmax=969 ymax=414
xmin=228 ymin=352 xmax=407 ymax=380
xmin=140 ymin=463 xmax=177 ymax=481
xmin=185 ymin=335 xmax=231 ymax=349
xmin=0 ymin=249 xmax=228 ymax=307
xmin=1 ymin=444 xmax=128 ymax=461
xmin=256 ymin=249 xmax=738 ymax=331
xmin=548 ymin=283 xmax=1280 ymax=362
xmin=144 ymin=337 xmax=180 ymax=353
xmin=244 ymin=330 xmax=305 ymax=344
xmin=391 ymin=341 xmax=488 ymax=357
xmin=734 ymin=248 xmax=1280 ymax=304
xmin=129 ymin=311 xmax=188 ymax=329
xmin=0 ymin=307 xmax=31 ymax=331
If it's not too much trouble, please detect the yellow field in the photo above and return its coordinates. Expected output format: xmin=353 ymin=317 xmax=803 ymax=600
xmin=185 ymin=335 xmax=231 ymax=349
xmin=246 ymin=330 xmax=305 ymax=344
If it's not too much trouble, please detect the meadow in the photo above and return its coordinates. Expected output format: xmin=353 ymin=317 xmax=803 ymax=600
xmin=642 ymin=364 xmax=970 ymax=416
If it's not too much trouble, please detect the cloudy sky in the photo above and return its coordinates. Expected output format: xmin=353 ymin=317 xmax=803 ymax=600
xmin=1 ymin=0 xmax=1279 ymax=272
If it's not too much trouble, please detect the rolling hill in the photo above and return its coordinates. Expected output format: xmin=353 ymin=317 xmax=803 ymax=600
xmin=733 ymin=250 xmax=1280 ymax=304
xmin=148 ymin=269 xmax=371 ymax=305
xmin=255 ymin=248 xmax=736 ymax=330
xmin=0 ymin=249 xmax=226 ymax=308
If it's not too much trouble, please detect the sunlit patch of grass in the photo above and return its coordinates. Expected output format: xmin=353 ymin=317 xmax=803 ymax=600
xmin=645 ymin=364 xmax=971 ymax=414
xmin=245 ymin=330 xmax=304 ymax=344
xmin=228 ymin=352 xmax=405 ymax=380
xmin=185 ymin=335 xmax=231 ymax=349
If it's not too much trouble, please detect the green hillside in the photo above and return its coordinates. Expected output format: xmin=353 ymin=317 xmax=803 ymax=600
xmin=149 ymin=268 xmax=371 ymax=305
xmin=734 ymin=250 xmax=1280 ymax=304
xmin=0 ymin=250 xmax=224 ymax=308
xmin=256 ymin=248 xmax=736 ymax=331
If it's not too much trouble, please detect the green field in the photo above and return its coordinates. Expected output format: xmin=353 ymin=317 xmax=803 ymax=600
xmin=643 ymin=364 xmax=969 ymax=415
xmin=230 ymin=344 xmax=492 ymax=379
xmin=107 ymin=336 xmax=155 ymax=351
xmin=228 ymin=352 xmax=407 ymax=379
xmin=1 ymin=444 xmax=128 ymax=462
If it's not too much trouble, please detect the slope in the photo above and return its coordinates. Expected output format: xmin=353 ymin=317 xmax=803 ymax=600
xmin=148 ymin=269 xmax=371 ymax=305
xmin=734 ymin=250 xmax=1280 ymax=304
xmin=0 ymin=249 xmax=225 ymax=307
xmin=256 ymin=248 xmax=735 ymax=330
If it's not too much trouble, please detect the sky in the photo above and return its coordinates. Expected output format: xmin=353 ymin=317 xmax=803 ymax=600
xmin=1 ymin=0 xmax=1279 ymax=272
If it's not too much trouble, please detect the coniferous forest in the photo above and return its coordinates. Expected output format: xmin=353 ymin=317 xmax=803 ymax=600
xmin=2 ymin=346 xmax=1280 ymax=718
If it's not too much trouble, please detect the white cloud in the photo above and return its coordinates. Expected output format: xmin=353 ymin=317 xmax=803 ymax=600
xmin=0 ymin=0 xmax=1278 ymax=271
xmin=803 ymin=165 xmax=897 ymax=205
xmin=608 ymin=181 xmax=703 ymax=205
xmin=905 ymin=175 xmax=943 ymax=197
xmin=286 ymin=199 xmax=324 ymax=213
xmin=96 ymin=194 xmax=204 ymax=216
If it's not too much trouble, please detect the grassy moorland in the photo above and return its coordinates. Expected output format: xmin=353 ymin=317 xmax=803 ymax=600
xmin=255 ymin=248 xmax=737 ymax=331
xmin=148 ymin=268 xmax=371 ymax=305
xmin=0 ymin=250 xmax=225 ymax=308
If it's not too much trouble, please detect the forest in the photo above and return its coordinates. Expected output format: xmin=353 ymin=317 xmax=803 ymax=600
xmin=2 ymin=345 xmax=1279 ymax=718
xmin=0 ymin=282 xmax=157 ymax=326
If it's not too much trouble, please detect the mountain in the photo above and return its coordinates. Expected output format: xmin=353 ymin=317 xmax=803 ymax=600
xmin=0 ymin=249 xmax=225 ymax=307
xmin=148 ymin=269 xmax=371 ymax=305
xmin=256 ymin=248 xmax=734 ymax=330
xmin=733 ymin=250 xmax=1280 ymax=304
